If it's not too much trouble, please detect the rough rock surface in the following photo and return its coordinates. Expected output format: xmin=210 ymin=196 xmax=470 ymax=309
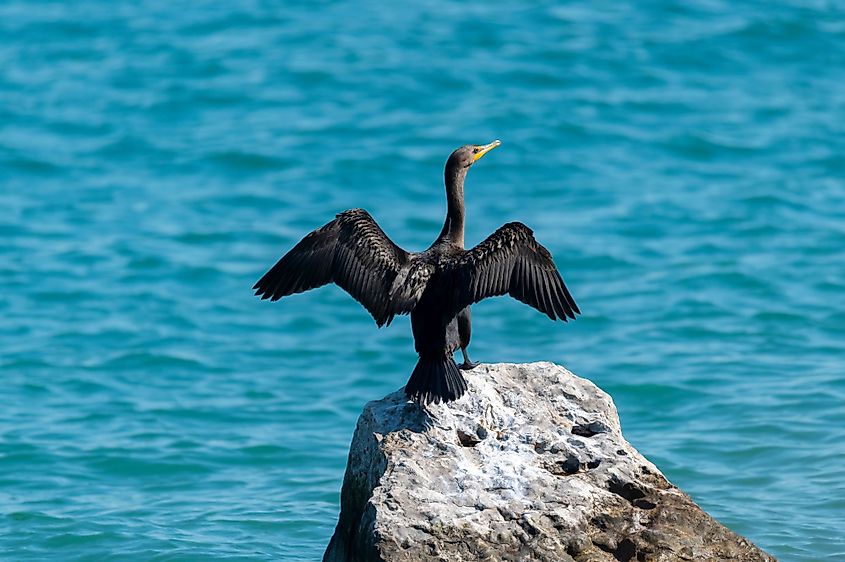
xmin=323 ymin=362 xmax=775 ymax=562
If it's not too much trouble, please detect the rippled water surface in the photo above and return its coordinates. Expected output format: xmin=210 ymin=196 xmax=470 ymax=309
xmin=2 ymin=1 xmax=844 ymax=560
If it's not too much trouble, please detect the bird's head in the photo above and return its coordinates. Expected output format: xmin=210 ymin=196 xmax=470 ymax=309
xmin=447 ymin=140 xmax=501 ymax=170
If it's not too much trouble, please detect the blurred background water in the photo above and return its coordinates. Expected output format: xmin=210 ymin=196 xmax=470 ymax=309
xmin=1 ymin=1 xmax=844 ymax=560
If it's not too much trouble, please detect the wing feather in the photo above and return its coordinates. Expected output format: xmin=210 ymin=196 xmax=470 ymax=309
xmin=443 ymin=222 xmax=579 ymax=321
xmin=254 ymin=209 xmax=430 ymax=326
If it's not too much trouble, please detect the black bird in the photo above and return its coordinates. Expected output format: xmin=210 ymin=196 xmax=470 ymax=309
xmin=254 ymin=141 xmax=579 ymax=404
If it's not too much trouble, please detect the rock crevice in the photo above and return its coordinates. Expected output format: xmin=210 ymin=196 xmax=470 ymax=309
xmin=324 ymin=362 xmax=775 ymax=562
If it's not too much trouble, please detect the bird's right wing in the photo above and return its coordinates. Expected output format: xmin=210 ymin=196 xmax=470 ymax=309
xmin=443 ymin=222 xmax=579 ymax=321
xmin=253 ymin=209 xmax=432 ymax=327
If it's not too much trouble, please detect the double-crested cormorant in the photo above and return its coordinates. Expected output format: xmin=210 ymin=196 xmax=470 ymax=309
xmin=254 ymin=141 xmax=579 ymax=404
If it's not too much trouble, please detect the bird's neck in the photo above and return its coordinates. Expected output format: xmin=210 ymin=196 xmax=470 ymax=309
xmin=439 ymin=165 xmax=467 ymax=247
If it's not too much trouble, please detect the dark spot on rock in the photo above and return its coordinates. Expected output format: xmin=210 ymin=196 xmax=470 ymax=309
xmin=641 ymin=465 xmax=652 ymax=475
xmin=633 ymin=498 xmax=656 ymax=510
xmin=615 ymin=538 xmax=637 ymax=562
xmin=594 ymin=536 xmax=638 ymax=562
xmin=617 ymin=449 xmax=627 ymax=456
xmin=476 ymin=426 xmax=489 ymax=440
xmin=587 ymin=459 xmax=601 ymax=469
xmin=560 ymin=455 xmax=580 ymax=474
xmin=457 ymin=429 xmax=481 ymax=447
xmin=572 ymin=421 xmax=608 ymax=437
xmin=608 ymin=476 xmax=644 ymax=501
xmin=543 ymin=454 xmax=581 ymax=476
xmin=608 ymin=476 xmax=654 ymax=510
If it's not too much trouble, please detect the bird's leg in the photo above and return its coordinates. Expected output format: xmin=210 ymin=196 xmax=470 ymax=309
xmin=459 ymin=347 xmax=480 ymax=371
xmin=457 ymin=307 xmax=479 ymax=370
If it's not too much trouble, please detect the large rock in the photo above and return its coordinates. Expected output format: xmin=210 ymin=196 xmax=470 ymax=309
xmin=324 ymin=362 xmax=775 ymax=562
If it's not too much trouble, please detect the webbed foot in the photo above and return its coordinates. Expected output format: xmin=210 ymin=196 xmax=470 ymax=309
xmin=459 ymin=360 xmax=480 ymax=371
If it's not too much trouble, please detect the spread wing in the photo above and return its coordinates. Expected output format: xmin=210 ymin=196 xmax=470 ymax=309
xmin=443 ymin=222 xmax=579 ymax=321
xmin=253 ymin=209 xmax=432 ymax=327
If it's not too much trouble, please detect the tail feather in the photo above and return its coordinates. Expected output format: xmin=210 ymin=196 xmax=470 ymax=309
xmin=405 ymin=355 xmax=467 ymax=405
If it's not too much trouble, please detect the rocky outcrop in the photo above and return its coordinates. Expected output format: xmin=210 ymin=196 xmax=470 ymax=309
xmin=323 ymin=362 xmax=775 ymax=562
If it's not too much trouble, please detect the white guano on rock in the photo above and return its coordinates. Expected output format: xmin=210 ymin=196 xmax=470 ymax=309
xmin=323 ymin=362 xmax=776 ymax=562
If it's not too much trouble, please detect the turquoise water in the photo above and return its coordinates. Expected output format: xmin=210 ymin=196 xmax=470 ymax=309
xmin=1 ymin=1 xmax=844 ymax=560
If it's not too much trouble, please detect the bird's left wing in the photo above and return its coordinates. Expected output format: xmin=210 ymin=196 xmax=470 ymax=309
xmin=442 ymin=222 xmax=579 ymax=321
xmin=253 ymin=208 xmax=432 ymax=327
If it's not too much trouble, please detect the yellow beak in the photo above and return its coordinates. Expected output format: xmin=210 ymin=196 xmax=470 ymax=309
xmin=473 ymin=139 xmax=502 ymax=161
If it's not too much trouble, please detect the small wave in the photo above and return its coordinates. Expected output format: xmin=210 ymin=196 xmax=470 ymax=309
xmin=89 ymin=352 xmax=210 ymax=371
xmin=206 ymin=150 xmax=293 ymax=171
xmin=2 ymin=155 xmax=62 ymax=175
xmin=85 ymin=454 xmax=214 ymax=477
